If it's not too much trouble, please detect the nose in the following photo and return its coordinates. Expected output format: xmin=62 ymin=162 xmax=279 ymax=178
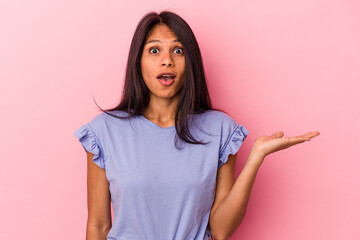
xmin=161 ymin=52 xmax=174 ymax=67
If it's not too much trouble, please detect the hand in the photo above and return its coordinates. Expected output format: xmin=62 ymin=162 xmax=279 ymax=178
xmin=252 ymin=131 xmax=320 ymax=160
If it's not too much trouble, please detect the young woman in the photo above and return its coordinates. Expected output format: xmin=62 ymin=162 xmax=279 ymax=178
xmin=74 ymin=11 xmax=320 ymax=240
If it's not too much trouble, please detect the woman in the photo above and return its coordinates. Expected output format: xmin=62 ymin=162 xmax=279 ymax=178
xmin=74 ymin=11 xmax=320 ymax=240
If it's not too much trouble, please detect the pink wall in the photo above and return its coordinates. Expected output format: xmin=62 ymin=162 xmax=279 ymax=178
xmin=1 ymin=0 xmax=359 ymax=239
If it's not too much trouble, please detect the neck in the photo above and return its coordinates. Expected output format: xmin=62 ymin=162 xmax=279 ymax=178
xmin=143 ymin=94 xmax=179 ymax=122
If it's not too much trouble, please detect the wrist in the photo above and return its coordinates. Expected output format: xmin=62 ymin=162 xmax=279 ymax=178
xmin=246 ymin=149 xmax=265 ymax=167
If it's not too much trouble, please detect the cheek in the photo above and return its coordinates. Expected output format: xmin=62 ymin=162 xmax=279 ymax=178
xmin=179 ymin=60 xmax=185 ymax=75
xmin=142 ymin=59 xmax=155 ymax=76
xmin=180 ymin=63 xmax=186 ymax=79
xmin=141 ymin=62 xmax=156 ymax=89
xmin=140 ymin=61 xmax=150 ymax=79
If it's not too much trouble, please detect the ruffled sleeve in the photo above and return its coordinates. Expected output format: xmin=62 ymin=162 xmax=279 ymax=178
xmin=74 ymin=123 xmax=106 ymax=169
xmin=218 ymin=124 xmax=249 ymax=168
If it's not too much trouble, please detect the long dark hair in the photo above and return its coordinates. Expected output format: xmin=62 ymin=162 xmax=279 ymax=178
xmin=94 ymin=10 xmax=227 ymax=147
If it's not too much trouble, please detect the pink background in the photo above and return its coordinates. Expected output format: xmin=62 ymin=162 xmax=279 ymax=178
xmin=1 ymin=0 xmax=359 ymax=239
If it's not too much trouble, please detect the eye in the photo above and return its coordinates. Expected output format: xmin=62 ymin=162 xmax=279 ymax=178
xmin=149 ymin=47 xmax=159 ymax=54
xmin=174 ymin=47 xmax=184 ymax=54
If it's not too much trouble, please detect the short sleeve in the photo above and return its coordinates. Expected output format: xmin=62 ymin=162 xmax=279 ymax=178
xmin=218 ymin=121 xmax=249 ymax=168
xmin=74 ymin=123 xmax=106 ymax=169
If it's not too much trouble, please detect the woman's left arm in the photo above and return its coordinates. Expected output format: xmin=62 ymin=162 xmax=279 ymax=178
xmin=209 ymin=131 xmax=320 ymax=240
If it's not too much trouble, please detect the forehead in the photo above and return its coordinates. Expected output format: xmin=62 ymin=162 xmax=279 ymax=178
xmin=145 ymin=24 xmax=179 ymax=43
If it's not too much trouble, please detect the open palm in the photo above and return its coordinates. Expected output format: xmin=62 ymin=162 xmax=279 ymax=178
xmin=253 ymin=131 xmax=320 ymax=158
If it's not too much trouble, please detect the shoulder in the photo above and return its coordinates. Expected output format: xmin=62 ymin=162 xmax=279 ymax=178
xmin=87 ymin=110 xmax=131 ymax=134
xmin=194 ymin=110 xmax=237 ymax=127
xmin=188 ymin=110 xmax=242 ymax=140
xmin=90 ymin=110 xmax=130 ymax=124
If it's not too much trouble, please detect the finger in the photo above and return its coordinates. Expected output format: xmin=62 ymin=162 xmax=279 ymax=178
xmin=291 ymin=134 xmax=311 ymax=141
xmin=308 ymin=131 xmax=320 ymax=138
xmin=292 ymin=136 xmax=312 ymax=142
xmin=284 ymin=137 xmax=309 ymax=146
xmin=271 ymin=131 xmax=284 ymax=138
xmin=288 ymin=133 xmax=319 ymax=144
xmin=299 ymin=131 xmax=320 ymax=139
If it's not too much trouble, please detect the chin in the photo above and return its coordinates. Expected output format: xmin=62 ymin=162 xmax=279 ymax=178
xmin=152 ymin=92 xmax=179 ymax=99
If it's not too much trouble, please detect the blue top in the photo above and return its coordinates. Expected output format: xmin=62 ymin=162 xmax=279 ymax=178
xmin=74 ymin=110 xmax=249 ymax=240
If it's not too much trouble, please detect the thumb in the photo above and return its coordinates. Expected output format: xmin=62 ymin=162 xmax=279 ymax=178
xmin=271 ymin=131 xmax=284 ymax=138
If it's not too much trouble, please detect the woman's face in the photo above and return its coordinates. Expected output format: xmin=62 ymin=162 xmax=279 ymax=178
xmin=140 ymin=24 xmax=186 ymax=101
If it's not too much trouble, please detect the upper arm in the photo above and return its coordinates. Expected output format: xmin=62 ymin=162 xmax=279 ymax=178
xmin=209 ymin=153 xmax=237 ymax=221
xmin=86 ymin=150 xmax=112 ymax=229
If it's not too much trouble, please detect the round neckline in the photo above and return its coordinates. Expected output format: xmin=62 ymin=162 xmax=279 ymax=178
xmin=139 ymin=115 xmax=176 ymax=130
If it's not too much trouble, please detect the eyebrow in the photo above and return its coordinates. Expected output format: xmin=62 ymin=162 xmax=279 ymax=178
xmin=145 ymin=39 xmax=181 ymax=45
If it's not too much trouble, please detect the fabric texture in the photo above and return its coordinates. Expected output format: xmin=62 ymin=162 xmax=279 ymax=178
xmin=74 ymin=110 xmax=249 ymax=240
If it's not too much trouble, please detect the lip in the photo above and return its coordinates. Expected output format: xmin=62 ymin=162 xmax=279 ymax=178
xmin=158 ymin=78 xmax=175 ymax=86
xmin=156 ymin=72 xmax=176 ymax=78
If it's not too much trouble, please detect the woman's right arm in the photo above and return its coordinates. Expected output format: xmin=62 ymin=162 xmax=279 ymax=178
xmin=86 ymin=151 xmax=112 ymax=240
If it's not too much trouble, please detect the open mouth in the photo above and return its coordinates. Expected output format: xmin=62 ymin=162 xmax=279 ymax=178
xmin=157 ymin=76 xmax=175 ymax=81
xmin=157 ymin=73 xmax=176 ymax=86
xmin=156 ymin=72 xmax=176 ymax=86
xmin=156 ymin=73 xmax=176 ymax=81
